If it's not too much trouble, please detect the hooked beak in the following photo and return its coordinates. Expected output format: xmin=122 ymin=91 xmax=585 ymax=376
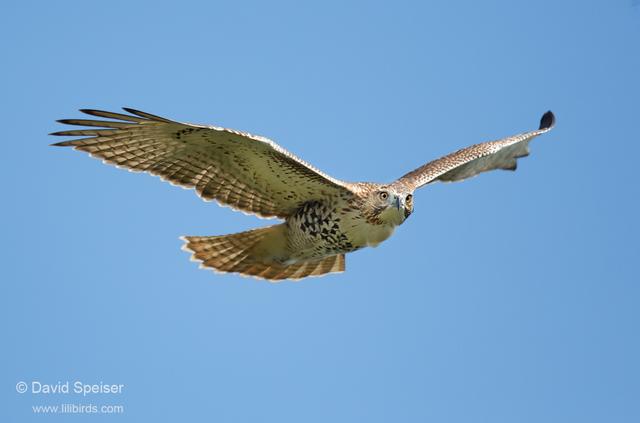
xmin=394 ymin=195 xmax=412 ymax=219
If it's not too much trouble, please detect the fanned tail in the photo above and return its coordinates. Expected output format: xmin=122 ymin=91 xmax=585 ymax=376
xmin=181 ymin=224 xmax=345 ymax=281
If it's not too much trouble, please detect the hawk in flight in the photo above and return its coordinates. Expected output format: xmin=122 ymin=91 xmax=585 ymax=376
xmin=52 ymin=108 xmax=555 ymax=281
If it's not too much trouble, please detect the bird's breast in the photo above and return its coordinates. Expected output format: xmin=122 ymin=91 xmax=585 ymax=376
xmin=342 ymin=219 xmax=396 ymax=248
xmin=285 ymin=198 xmax=398 ymax=261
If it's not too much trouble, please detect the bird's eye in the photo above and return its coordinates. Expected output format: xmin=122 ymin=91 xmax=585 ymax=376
xmin=379 ymin=191 xmax=389 ymax=200
xmin=406 ymin=194 xmax=413 ymax=203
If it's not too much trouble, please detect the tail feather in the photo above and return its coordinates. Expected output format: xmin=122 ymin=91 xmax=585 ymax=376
xmin=181 ymin=224 xmax=345 ymax=281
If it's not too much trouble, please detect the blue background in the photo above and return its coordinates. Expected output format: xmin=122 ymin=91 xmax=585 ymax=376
xmin=3 ymin=1 xmax=639 ymax=421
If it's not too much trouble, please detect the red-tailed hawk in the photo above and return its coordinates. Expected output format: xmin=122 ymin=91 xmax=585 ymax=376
xmin=52 ymin=108 xmax=555 ymax=281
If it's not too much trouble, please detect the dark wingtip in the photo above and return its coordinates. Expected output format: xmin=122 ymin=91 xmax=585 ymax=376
xmin=539 ymin=110 xmax=555 ymax=130
xmin=122 ymin=107 xmax=144 ymax=116
xmin=50 ymin=140 xmax=73 ymax=147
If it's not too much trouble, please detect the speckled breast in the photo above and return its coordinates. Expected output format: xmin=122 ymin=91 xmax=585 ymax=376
xmin=285 ymin=200 xmax=359 ymax=260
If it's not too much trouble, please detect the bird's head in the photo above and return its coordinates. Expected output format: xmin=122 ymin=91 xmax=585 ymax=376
xmin=364 ymin=186 xmax=414 ymax=226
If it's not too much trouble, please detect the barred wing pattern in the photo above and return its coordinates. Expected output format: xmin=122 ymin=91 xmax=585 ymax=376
xmin=51 ymin=108 xmax=354 ymax=219
xmin=397 ymin=111 xmax=555 ymax=189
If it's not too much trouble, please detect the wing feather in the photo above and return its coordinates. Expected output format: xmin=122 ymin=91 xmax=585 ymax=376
xmin=52 ymin=108 xmax=354 ymax=218
xmin=395 ymin=111 xmax=555 ymax=190
xmin=79 ymin=109 xmax=148 ymax=122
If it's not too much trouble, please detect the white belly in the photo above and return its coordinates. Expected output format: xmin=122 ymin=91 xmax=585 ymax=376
xmin=345 ymin=221 xmax=396 ymax=248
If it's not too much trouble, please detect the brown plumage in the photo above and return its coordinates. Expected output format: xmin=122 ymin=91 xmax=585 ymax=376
xmin=181 ymin=225 xmax=344 ymax=280
xmin=52 ymin=108 xmax=555 ymax=281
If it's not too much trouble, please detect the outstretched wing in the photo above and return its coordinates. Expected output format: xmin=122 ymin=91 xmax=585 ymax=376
xmin=51 ymin=108 xmax=354 ymax=219
xmin=395 ymin=111 xmax=555 ymax=190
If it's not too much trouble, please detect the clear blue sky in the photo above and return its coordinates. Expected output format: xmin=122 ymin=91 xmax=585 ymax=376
xmin=3 ymin=1 xmax=639 ymax=421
